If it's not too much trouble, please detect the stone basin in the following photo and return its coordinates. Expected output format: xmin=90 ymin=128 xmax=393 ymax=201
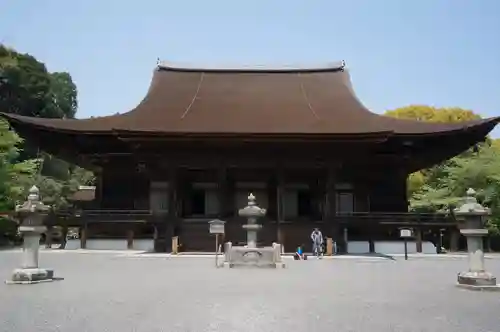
xmin=223 ymin=242 xmax=285 ymax=269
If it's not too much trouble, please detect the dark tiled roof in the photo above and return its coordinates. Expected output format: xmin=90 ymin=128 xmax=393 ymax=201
xmin=1 ymin=62 xmax=499 ymax=136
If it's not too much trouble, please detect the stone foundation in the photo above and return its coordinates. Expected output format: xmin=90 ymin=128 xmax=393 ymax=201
xmin=222 ymin=242 xmax=285 ymax=268
xmin=6 ymin=268 xmax=56 ymax=285
xmin=456 ymin=271 xmax=500 ymax=291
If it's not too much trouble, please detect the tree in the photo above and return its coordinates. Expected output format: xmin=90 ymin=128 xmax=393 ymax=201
xmin=0 ymin=119 xmax=40 ymax=208
xmin=0 ymin=44 xmax=82 ymax=183
xmin=0 ymin=44 xmax=78 ymax=119
xmin=48 ymin=72 xmax=78 ymax=119
xmin=0 ymin=45 xmax=95 ymax=245
xmin=35 ymin=166 xmax=95 ymax=210
xmin=0 ymin=45 xmax=52 ymax=118
xmin=410 ymin=144 xmax=500 ymax=233
xmin=385 ymin=105 xmax=480 ymax=123
xmin=0 ymin=119 xmax=40 ymax=244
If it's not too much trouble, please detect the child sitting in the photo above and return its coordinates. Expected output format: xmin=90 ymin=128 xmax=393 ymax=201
xmin=294 ymin=245 xmax=307 ymax=260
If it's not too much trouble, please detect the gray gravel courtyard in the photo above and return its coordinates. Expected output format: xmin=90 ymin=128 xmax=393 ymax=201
xmin=1 ymin=251 xmax=500 ymax=332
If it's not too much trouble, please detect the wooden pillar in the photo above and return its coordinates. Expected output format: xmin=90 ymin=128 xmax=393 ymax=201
xmin=127 ymin=228 xmax=134 ymax=250
xmin=94 ymin=169 xmax=103 ymax=207
xmin=80 ymin=222 xmax=88 ymax=249
xmin=415 ymin=228 xmax=423 ymax=253
xmin=369 ymin=239 xmax=375 ymax=253
xmin=165 ymin=166 xmax=177 ymax=253
xmin=153 ymin=226 xmax=159 ymax=241
xmin=217 ymin=166 xmax=229 ymax=244
xmin=59 ymin=221 xmax=69 ymax=249
xmin=450 ymin=227 xmax=460 ymax=252
xmin=324 ymin=165 xmax=341 ymax=251
xmin=276 ymin=171 xmax=285 ymax=248
xmin=45 ymin=226 xmax=53 ymax=249
xmin=266 ymin=169 xmax=283 ymax=247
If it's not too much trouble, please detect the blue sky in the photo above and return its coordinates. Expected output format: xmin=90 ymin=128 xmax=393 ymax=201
xmin=1 ymin=0 xmax=500 ymax=136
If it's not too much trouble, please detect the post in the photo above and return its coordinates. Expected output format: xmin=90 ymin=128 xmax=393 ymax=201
xmin=276 ymin=170 xmax=284 ymax=248
xmin=455 ymin=188 xmax=499 ymax=290
xmin=326 ymin=237 xmax=333 ymax=256
xmin=343 ymin=227 xmax=348 ymax=253
xmin=400 ymin=228 xmax=413 ymax=261
xmin=171 ymin=236 xmax=179 ymax=254
xmin=208 ymin=219 xmax=225 ymax=268
xmin=126 ymin=229 xmax=134 ymax=250
xmin=6 ymin=186 xmax=58 ymax=284
xmin=438 ymin=229 xmax=444 ymax=254
xmin=215 ymin=233 xmax=219 ymax=267
xmin=415 ymin=228 xmax=422 ymax=253
xmin=166 ymin=166 xmax=177 ymax=253
xmin=45 ymin=226 xmax=53 ymax=249
xmin=80 ymin=223 xmax=87 ymax=249
xmin=450 ymin=228 xmax=460 ymax=252
xmin=324 ymin=165 xmax=341 ymax=252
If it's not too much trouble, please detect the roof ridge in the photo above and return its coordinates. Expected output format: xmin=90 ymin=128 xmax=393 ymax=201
xmin=157 ymin=60 xmax=346 ymax=73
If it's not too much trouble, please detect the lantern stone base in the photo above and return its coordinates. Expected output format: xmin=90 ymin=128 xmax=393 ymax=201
xmin=6 ymin=268 xmax=56 ymax=285
xmin=456 ymin=271 xmax=500 ymax=291
xmin=221 ymin=261 xmax=286 ymax=269
xmin=222 ymin=243 xmax=286 ymax=269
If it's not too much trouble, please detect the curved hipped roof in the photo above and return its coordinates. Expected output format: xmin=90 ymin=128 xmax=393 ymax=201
xmin=1 ymin=61 xmax=499 ymax=139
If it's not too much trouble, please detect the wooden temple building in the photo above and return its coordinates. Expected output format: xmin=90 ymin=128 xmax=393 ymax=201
xmin=2 ymin=61 xmax=499 ymax=253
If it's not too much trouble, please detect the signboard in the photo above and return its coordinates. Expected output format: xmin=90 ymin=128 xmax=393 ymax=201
xmin=209 ymin=219 xmax=225 ymax=234
xmin=400 ymin=228 xmax=413 ymax=238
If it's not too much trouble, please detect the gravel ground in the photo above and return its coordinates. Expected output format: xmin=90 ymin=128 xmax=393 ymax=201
xmin=1 ymin=251 xmax=500 ymax=332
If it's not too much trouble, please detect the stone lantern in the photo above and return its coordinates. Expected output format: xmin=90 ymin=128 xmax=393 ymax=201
xmin=223 ymin=193 xmax=284 ymax=268
xmin=6 ymin=186 xmax=57 ymax=284
xmin=238 ymin=193 xmax=266 ymax=248
xmin=454 ymin=188 xmax=498 ymax=290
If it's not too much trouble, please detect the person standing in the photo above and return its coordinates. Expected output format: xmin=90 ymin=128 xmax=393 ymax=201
xmin=310 ymin=228 xmax=324 ymax=258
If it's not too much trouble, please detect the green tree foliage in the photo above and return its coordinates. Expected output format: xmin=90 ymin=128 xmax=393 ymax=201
xmin=0 ymin=119 xmax=39 ymax=209
xmin=48 ymin=72 xmax=78 ymax=119
xmin=35 ymin=166 xmax=95 ymax=210
xmin=0 ymin=43 xmax=79 ymax=178
xmin=385 ymin=105 xmax=480 ymax=123
xmin=0 ymin=44 xmax=78 ymax=119
xmin=0 ymin=45 xmax=94 ymax=225
xmin=0 ymin=44 xmax=91 ymax=184
xmin=410 ymin=144 xmax=500 ymax=233
xmin=0 ymin=119 xmax=39 ymax=241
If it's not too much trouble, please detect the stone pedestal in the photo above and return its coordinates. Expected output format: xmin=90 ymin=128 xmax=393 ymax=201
xmin=221 ymin=241 xmax=285 ymax=268
xmin=454 ymin=188 xmax=499 ymax=291
xmin=6 ymin=186 xmax=58 ymax=285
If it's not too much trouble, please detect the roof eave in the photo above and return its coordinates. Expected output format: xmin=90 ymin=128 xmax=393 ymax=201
xmin=393 ymin=117 xmax=500 ymax=138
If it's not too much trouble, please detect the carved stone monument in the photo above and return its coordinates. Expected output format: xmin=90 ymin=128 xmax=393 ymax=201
xmin=455 ymin=188 xmax=499 ymax=291
xmin=6 ymin=186 xmax=58 ymax=284
xmin=223 ymin=193 xmax=285 ymax=268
